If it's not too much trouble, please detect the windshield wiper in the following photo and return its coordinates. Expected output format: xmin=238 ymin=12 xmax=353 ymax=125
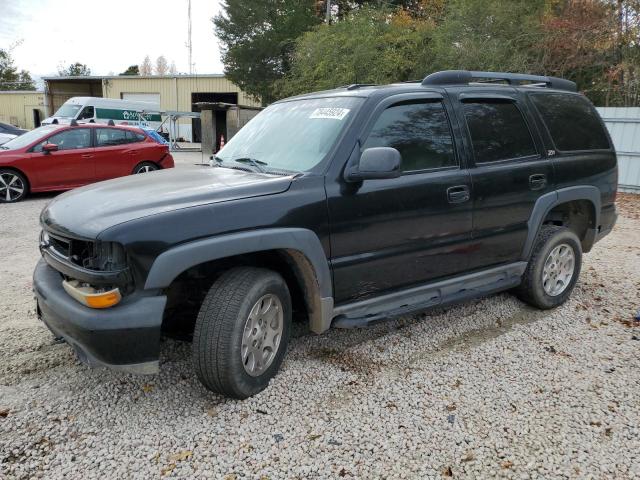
xmin=231 ymin=157 xmax=268 ymax=173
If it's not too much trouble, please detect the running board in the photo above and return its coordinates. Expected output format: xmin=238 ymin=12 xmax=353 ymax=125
xmin=331 ymin=262 xmax=527 ymax=329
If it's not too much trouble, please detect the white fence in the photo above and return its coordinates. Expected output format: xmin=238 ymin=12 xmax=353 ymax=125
xmin=597 ymin=107 xmax=640 ymax=193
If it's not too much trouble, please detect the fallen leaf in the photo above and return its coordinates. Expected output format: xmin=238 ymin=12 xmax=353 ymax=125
xmin=501 ymin=460 xmax=513 ymax=469
xmin=452 ymin=379 xmax=462 ymax=389
xmin=590 ymin=420 xmax=602 ymax=426
xmin=461 ymin=451 xmax=475 ymax=462
xmin=442 ymin=466 xmax=453 ymax=477
xmin=168 ymin=450 xmax=193 ymax=463
xmin=308 ymin=434 xmax=322 ymax=441
xmin=339 ymin=468 xmax=349 ymax=477
xmin=142 ymin=384 xmax=154 ymax=393
xmin=161 ymin=463 xmax=176 ymax=476
xmin=0 ymin=408 xmax=9 ymax=418
xmin=446 ymin=403 xmax=456 ymax=412
xmin=206 ymin=407 xmax=217 ymax=417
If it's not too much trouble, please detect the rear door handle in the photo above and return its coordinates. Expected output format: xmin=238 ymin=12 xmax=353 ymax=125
xmin=81 ymin=154 xmax=93 ymax=158
xmin=447 ymin=185 xmax=470 ymax=204
xmin=529 ymin=174 xmax=547 ymax=191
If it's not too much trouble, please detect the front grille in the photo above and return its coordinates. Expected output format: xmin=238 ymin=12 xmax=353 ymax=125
xmin=43 ymin=231 xmax=96 ymax=269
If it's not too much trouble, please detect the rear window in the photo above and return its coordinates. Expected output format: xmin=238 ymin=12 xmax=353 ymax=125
xmin=530 ymin=93 xmax=610 ymax=151
xmin=463 ymin=101 xmax=537 ymax=163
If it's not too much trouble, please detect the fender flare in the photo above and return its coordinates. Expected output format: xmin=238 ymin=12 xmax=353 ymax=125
xmin=522 ymin=186 xmax=600 ymax=259
xmin=144 ymin=228 xmax=335 ymax=334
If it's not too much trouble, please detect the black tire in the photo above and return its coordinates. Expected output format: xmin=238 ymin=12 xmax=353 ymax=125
xmin=192 ymin=267 xmax=292 ymax=399
xmin=515 ymin=225 xmax=582 ymax=309
xmin=0 ymin=168 xmax=29 ymax=203
xmin=132 ymin=161 xmax=159 ymax=174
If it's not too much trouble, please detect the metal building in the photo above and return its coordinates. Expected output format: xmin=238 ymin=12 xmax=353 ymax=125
xmin=41 ymin=74 xmax=261 ymax=142
xmin=0 ymin=91 xmax=46 ymax=129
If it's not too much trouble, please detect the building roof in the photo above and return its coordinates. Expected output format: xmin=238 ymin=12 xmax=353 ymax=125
xmin=42 ymin=74 xmax=226 ymax=81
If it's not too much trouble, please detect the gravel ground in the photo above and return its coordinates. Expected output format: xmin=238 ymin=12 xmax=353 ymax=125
xmin=1 ymin=164 xmax=639 ymax=478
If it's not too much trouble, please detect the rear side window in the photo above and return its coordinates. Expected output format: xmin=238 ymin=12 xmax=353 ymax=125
xmin=96 ymin=128 xmax=129 ymax=147
xmin=463 ymin=101 xmax=537 ymax=163
xmin=530 ymin=93 xmax=610 ymax=151
xmin=126 ymin=130 xmax=146 ymax=142
xmin=363 ymin=100 xmax=456 ymax=172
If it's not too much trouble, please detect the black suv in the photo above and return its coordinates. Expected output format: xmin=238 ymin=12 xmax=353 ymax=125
xmin=34 ymin=71 xmax=618 ymax=399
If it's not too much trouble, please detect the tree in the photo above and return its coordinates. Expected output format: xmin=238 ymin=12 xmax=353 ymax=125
xmin=155 ymin=55 xmax=169 ymax=75
xmin=0 ymin=48 xmax=35 ymax=90
xmin=58 ymin=62 xmax=91 ymax=76
xmin=214 ymin=0 xmax=321 ymax=104
xmin=279 ymin=7 xmax=435 ymax=97
xmin=120 ymin=65 xmax=140 ymax=75
xmin=430 ymin=0 xmax=546 ymax=74
xmin=169 ymin=61 xmax=178 ymax=75
xmin=139 ymin=55 xmax=153 ymax=76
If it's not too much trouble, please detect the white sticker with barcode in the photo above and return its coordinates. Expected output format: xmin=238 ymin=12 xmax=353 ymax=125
xmin=309 ymin=107 xmax=350 ymax=120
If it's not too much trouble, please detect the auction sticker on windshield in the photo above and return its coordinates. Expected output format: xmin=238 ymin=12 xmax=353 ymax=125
xmin=310 ymin=108 xmax=350 ymax=120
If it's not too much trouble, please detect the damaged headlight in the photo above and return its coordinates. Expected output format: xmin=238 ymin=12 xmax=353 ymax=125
xmin=84 ymin=241 xmax=128 ymax=271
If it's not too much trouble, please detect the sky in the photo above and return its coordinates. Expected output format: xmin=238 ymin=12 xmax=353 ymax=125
xmin=0 ymin=0 xmax=225 ymax=81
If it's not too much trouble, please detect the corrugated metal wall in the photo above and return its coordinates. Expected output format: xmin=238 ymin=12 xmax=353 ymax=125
xmin=0 ymin=91 xmax=45 ymax=129
xmin=597 ymin=107 xmax=640 ymax=193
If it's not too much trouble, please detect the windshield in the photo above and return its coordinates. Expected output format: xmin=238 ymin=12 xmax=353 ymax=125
xmin=53 ymin=104 xmax=83 ymax=118
xmin=0 ymin=125 xmax=60 ymax=150
xmin=216 ymin=97 xmax=363 ymax=172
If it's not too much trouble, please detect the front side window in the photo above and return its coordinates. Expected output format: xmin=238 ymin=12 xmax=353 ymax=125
xmin=33 ymin=128 xmax=91 ymax=152
xmin=77 ymin=106 xmax=94 ymax=120
xmin=463 ymin=101 xmax=537 ymax=163
xmin=530 ymin=93 xmax=610 ymax=151
xmin=363 ymin=100 xmax=456 ymax=172
xmin=216 ymin=97 xmax=364 ymax=172
xmin=96 ymin=128 xmax=128 ymax=147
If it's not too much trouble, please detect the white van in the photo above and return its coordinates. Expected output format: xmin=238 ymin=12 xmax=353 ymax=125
xmin=41 ymin=97 xmax=163 ymax=129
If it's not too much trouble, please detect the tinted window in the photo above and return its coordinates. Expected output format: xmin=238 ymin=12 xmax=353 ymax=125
xmin=77 ymin=106 xmax=94 ymax=120
xmin=96 ymin=128 xmax=129 ymax=147
xmin=126 ymin=130 xmax=145 ymax=142
xmin=463 ymin=101 xmax=537 ymax=163
xmin=530 ymin=93 xmax=610 ymax=151
xmin=363 ymin=101 xmax=456 ymax=172
xmin=33 ymin=128 xmax=91 ymax=152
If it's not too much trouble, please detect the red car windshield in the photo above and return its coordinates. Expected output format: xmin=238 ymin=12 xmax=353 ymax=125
xmin=0 ymin=125 xmax=60 ymax=151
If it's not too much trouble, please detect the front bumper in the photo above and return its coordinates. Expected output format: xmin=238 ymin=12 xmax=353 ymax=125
xmin=33 ymin=259 xmax=166 ymax=374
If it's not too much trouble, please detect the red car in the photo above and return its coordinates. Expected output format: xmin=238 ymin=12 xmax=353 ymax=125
xmin=0 ymin=123 xmax=174 ymax=203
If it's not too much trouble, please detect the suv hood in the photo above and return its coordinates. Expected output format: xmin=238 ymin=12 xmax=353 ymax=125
xmin=41 ymin=167 xmax=294 ymax=238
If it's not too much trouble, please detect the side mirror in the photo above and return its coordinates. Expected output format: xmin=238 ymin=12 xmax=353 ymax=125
xmin=42 ymin=143 xmax=59 ymax=153
xmin=345 ymin=147 xmax=401 ymax=182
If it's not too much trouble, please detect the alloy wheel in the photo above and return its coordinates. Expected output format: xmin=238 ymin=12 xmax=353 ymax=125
xmin=0 ymin=172 xmax=25 ymax=202
xmin=542 ymin=243 xmax=575 ymax=296
xmin=241 ymin=294 xmax=284 ymax=377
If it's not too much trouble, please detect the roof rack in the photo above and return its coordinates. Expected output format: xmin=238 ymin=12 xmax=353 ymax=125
xmin=343 ymin=83 xmax=377 ymax=90
xmin=422 ymin=70 xmax=577 ymax=92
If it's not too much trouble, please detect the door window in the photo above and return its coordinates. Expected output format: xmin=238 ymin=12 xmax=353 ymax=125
xmin=529 ymin=93 xmax=610 ymax=151
xmin=363 ymin=100 xmax=456 ymax=172
xmin=33 ymin=128 xmax=92 ymax=152
xmin=463 ymin=101 xmax=537 ymax=163
xmin=96 ymin=128 xmax=129 ymax=147
xmin=77 ymin=106 xmax=95 ymax=120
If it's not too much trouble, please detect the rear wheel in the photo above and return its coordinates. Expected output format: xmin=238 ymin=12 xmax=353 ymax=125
xmin=515 ymin=225 xmax=582 ymax=309
xmin=132 ymin=161 xmax=159 ymax=174
xmin=192 ymin=267 xmax=292 ymax=399
xmin=0 ymin=169 xmax=28 ymax=203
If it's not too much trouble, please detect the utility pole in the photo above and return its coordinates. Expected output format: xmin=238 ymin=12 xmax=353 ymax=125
xmin=325 ymin=0 xmax=331 ymax=24
xmin=187 ymin=0 xmax=193 ymax=74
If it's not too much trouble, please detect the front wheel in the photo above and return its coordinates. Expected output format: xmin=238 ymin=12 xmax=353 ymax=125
xmin=0 ymin=169 xmax=28 ymax=203
xmin=132 ymin=161 xmax=159 ymax=174
xmin=515 ymin=225 xmax=582 ymax=309
xmin=192 ymin=267 xmax=292 ymax=399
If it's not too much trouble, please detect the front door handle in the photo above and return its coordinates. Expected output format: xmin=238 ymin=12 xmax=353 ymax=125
xmin=447 ymin=185 xmax=470 ymax=204
xmin=529 ymin=174 xmax=547 ymax=191
xmin=81 ymin=154 xmax=93 ymax=158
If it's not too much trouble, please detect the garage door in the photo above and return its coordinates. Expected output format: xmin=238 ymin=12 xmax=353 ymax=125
xmin=121 ymin=93 xmax=160 ymax=108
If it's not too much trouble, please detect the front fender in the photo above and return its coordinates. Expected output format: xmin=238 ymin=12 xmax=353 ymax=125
xmin=144 ymin=228 xmax=335 ymax=334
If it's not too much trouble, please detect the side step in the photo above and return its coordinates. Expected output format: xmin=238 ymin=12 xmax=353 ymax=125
xmin=331 ymin=262 xmax=527 ymax=329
